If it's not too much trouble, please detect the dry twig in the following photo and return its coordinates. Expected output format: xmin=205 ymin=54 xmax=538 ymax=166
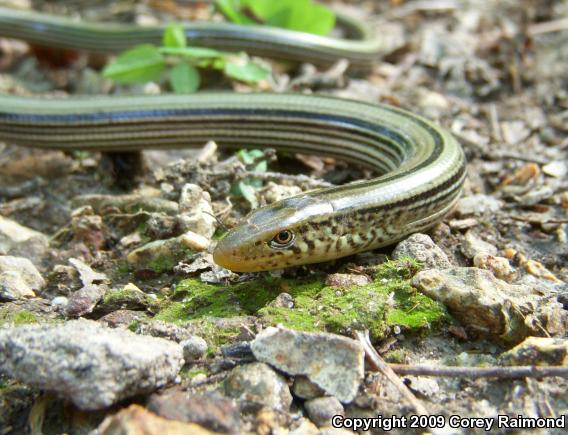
xmin=236 ymin=171 xmax=334 ymax=189
xmin=355 ymin=330 xmax=429 ymax=415
xmin=389 ymin=364 xmax=568 ymax=379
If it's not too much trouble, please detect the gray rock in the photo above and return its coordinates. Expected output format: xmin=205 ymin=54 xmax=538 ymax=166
xmin=499 ymin=337 xmax=568 ymax=366
xmin=180 ymin=336 xmax=208 ymax=362
xmin=473 ymin=254 xmax=516 ymax=282
xmin=126 ymin=231 xmax=209 ymax=269
xmin=96 ymin=404 xmax=215 ymax=435
xmin=455 ymin=194 xmax=503 ymax=216
xmin=0 ymin=271 xmax=36 ymax=301
xmin=304 ymin=396 xmax=344 ymax=427
xmin=0 ymin=216 xmax=49 ymax=265
xmin=147 ymin=389 xmax=241 ymax=433
xmin=412 ymin=267 xmax=555 ymax=342
xmin=289 ymin=419 xmax=320 ymax=435
xmin=224 ymin=362 xmax=293 ymax=411
xmin=268 ymin=292 xmax=294 ymax=308
xmin=292 ymin=376 xmax=325 ymax=400
xmin=319 ymin=427 xmax=356 ymax=435
xmin=65 ymin=258 xmax=109 ymax=317
xmin=251 ymin=327 xmax=364 ymax=403
xmin=100 ymin=283 xmax=149 ymax=312
xmin=461 ymin=230 xmax=498 ymax=259
xmin=178 ymin=184 xmax=216 ymax=238
xmin=0 ymin=256 xmax=45 ymax=291
xmin=99 ymin=309 xmax=148 ymax=328
xmin=392 ymin=233 xmax=451 ymax=269
xmin=64 ymin=283 xmax=107 ymax=317
xmin=134 ymin=320 xmax=192 ymax=342
xmin=0 ymin=319 xmax=183 ymax=410
xmin=325 ymin=273 xmax=371 ymax=287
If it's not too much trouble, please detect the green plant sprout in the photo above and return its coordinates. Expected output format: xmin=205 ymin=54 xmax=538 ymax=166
xmin=216 ymin=0 xmax=336 ymax=36
xmin=232 ymin=149 xmax=269 ymax=209
xmin=103 ymin=23 xmax=270 ymax=92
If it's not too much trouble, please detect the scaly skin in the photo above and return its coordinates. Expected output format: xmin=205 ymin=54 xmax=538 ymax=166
xmin=0 ymin=9 xmax=466 ymax=272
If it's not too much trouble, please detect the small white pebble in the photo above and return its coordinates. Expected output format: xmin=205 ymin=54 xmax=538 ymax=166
xmin=51 ymin=296 xmax=68 ymax=309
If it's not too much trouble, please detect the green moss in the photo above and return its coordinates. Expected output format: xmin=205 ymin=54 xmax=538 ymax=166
xmin=153 ymin=258 xmax=447 ymax=344
xmin=180 ymin=367 xmax=209 ymax=380
xmin=116 ymin=261 xmax=131 ymax=276
xmin=386 ymin=291 xmax=445 ymax=330
xmin=374 ymin=256 xmax=422 ymax=280
xmin=0 ymin=310 xmax=40 ymax=326
xmin=160 ymin=276 xmax=298 ymax=321
xmin=127 ymin=319 xmax=141 ymax=332
xmin=259 ymin=306 xmax=319 ymax=332
xmin=103 ymin=284 xmax=149 ymax=308
xmin=194 ymin=319 xmax=242 ymax=353
xmin=147 ymin=251 xmax=182 ymax=273
xmin=13 ymin=311 xmax=39 ymax=325
xmin=384 ymin=349 xmax=406 ymax=364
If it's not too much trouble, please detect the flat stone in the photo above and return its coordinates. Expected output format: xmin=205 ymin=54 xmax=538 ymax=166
xmin=0 ymin=271 xmax=36 ymax=301
xmin=134 ymin=320 xmax=192 ymax=342
xmin=147 ymin=389 xmax=240 ymax=433
xmin=178 ymin=183 xmax=216 ymax=239
xmin=325 ymin=273 xmax=371 ymax=287
xmin=97 ymin=404 xmax=215 ymax=435
xmin=319 ymin=427 xmax=356 ymax=435
xmin=500 ymin=337 xmax=568 ymax=366
xmin=289 ymin=419 xmax=320 ymax=435
xmin=304 ymin=396 xmax=344 ymax=427
xmin=98 ymin=309 xmax=148 ymax=328
xmin=455 ymin=194 xmax=503 ymax=216
xmin=461 ymin=230 xmax=498 ymax=258
xmin=251 ymin=327 xmax=364 ymax=403
xmin=126 ymin=231 xmax=209 ymax=270
xmin=0 ymin=319 xmax=183 ymax=410
xmin=64 ymin=283 xmax=107 ymax=317
xmin=224 ymin=362 xmax=293 ymax=411
xmin=0 ymin=256 xmax=45 ymax=291
xmin=412 ymin=267 xmax=561 ymax=342
xmin=392 ymin=233 xmax=451 ymax=269
xmin=100 ymin=283 xmax=150 ymax=312
xmin=473 ymin=254 xmax=516 ymax=282
xmin=292 ymin=376 xmax=325 ymax=400
xmin=0 ymin=216 xmax=49 ymax=265
xmin=65 ymin=258 xmax=109 ymax=317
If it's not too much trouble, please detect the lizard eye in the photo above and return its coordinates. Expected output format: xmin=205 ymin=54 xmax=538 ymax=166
xmin=269 ymin=230 xmax=295 ymax=249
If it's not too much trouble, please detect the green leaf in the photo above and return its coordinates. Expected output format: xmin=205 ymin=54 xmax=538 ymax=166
xmin=289 ymin=2 xmax=335 ymax=36
xmin=236 ymin=180 xmax=259 ymax=208
xmin=237 ymin=149 xmax=264 ymax=165
xmin=162 ymin=23 xmax=186 ymax=48
xmin=246 ymin=0 xmax=284 ymax=18
xmin=224 ymin=58 xmax=270 ymax=83
xmin=215 ymin=0 xmax=256 ymax=25
xmin=169 ymin=63 xmax=200 ymax=93
xmin=211 ymin=56 xmax=226 ymax=70
xmin=102 ymin=44 xmax=165 ymax=83
xmin=159 ymin=46 xmax=223 ymax=59
xmin=220 ymin=0 xmax=335 ymax=36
